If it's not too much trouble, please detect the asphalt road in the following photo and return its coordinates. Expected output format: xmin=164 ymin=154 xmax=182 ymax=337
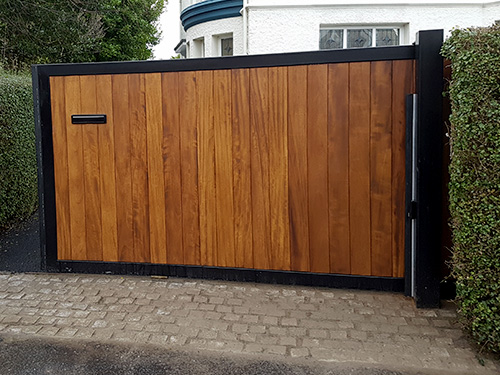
xmin=0 ymin=213 xmax=41 ymax=273
xmin=0 ymin=334 xmax=417 ymax=375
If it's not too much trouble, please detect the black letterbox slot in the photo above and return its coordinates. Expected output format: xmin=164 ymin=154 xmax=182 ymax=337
xmin=71 ymin=114 xmax=107 ymax=124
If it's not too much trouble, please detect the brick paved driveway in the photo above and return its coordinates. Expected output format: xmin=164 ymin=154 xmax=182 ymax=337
xmin=0 ymin=272 xmax=498 ymax=374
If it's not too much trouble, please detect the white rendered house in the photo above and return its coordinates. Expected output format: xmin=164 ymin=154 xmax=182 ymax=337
xmin=174 ymin=0 xmax=500 ymax=58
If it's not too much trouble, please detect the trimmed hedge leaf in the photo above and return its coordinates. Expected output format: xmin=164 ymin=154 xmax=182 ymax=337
xmin=442 ymin=24 xmax=500 ymax=354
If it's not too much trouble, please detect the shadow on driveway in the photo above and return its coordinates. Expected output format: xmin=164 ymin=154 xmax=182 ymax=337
xmin=0 ymin=335 xmax=407 ymax=375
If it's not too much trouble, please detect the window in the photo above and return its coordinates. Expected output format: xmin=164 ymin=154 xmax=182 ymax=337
xmin=221 ymin=37 xmax=233 ymax=56
xmin=320 ymin=27 xmax=400 ymax=50
xmin=191 ymin=37 xmax=205 ymax=58
xmin=213 ymin=33 xmax=233 ymax=57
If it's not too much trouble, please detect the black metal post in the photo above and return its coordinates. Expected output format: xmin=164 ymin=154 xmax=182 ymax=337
xmin=32 ymin=65 xmax=57 ymax=271
xmin=414 ymin=30 xmax=444 ymax=308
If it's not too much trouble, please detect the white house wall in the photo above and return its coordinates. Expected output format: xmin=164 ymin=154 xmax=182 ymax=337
xmin=247 ymin=4 xmax=498 ymax=55
xmin=178 ymin=0 xmax=500 ymax=57
xmin=186 ymin=17 xmax=244 ymax=57
xmin=484 ymin=3 xmax=500 ymax=24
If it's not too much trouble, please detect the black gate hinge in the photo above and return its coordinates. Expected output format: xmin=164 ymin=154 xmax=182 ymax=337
xmin=407 ymin=201 xmax=417 ymax=220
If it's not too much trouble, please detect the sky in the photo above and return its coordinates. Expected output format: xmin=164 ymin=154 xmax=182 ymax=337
xmin=153 ymin=1 xmax=181 ymax=60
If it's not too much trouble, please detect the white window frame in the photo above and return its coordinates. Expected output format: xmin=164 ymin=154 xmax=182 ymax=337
xmin=191 ymin=37 xmax=205 ymax=58
xmin=320 ymin=25 xmax=407 ymax=49
xmin=213 ymin=33 xmax=233 ymax=57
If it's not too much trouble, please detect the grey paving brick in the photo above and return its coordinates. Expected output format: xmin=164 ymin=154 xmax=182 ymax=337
xmin=261 ymin=316 xmax=278 ymax=325
xmin=210 ymin=321 xmax=229 ymax=331
xmin=215 ymin=305 xmax=232 ymax=313
xmin=291 ymin=348 xmax=310 ymax=357
xmin=0 ymin=307 xmax=22 ymax=317
xmin=2 ymin=315 xmax=21 ymax=324
xmin=241 ymin=314 xmax=258 ymax=324
xmin=144 ymin=323 xmax=163 ymax=333
xmin=88 ymin=312 xmax=107 ymax=320
xmin=37 ymin=326 xmax=60 ymax=337
xmin=198 ymin=329 xmax=217 ymax=340
xmin=302 ymin=338 xmax=321 ymax=347
xmin=279 ymin=336 xmax=297 ymax=346
xmin=209 ymin=297 xmax=224 ymax=305
xmin=57 ymin=327 xmax=79 ymax=338
xmin=265 ymin=345 xmax=287 ymax=355
xmin=239 ymin=333 xmax=257 ymax=342
xmin=309 ymin=329 xmax=328 ymax=338
xmin=73 ymin=328 xmax=95 ymax=339
xmin=193 ymin=296 xmax=208 ymax=303
xmin=199 ymin=304 xmax=216 ymax=311
xmin=149 ymin=333 xmax=169 ymax=344
xmin=289 ymin=310 xmax=308 ymax=319
xmin=72 ymin=310 xmax=90 ymax=318
xmin=232 ymin=323 xmax=248 ymax=333
xmin=92 ymin=320 xmax=108 ymax=328
xmin=20 ymin=325 xmax=42 ymax=335
xmin=0 ymin=273 xmax=496 ymax=375
xmin=243 ymin=343 xmax=264 ymax=353
xmin=281 ymin=317 xmax=298 ymax=327
xmin=19 ymin=316 xmax=40 ymax=325
xmin=222 ymin=313 xmax=240 ymax=322
xmin=249 ymin=325 xmax=266 ymax=334
xmin=126 ymin=322 xmax=145 ymax=331
xmin=167 ymin=335 xmax=188 ymax=346
xmin=218 ymin=330 xmax=237 ymax=341
xmin=269 ymin=326 xmax=287 ymax=336
xmin=259 ymin=336 xmax=279 ymax=345
xmin=288 ymin=327 xmax=307 ymax=336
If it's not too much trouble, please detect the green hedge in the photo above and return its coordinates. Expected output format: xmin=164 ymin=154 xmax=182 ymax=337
xmin=0 ymin=72 xmax=37 ymax=229
xmin=442 ymin=25 xmax=500 ymax=354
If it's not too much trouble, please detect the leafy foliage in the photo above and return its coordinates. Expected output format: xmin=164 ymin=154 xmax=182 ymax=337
xmin=0 ymin=72 xmax=38 ymax=229
xmin=441 ymin=24 xmax=500 ymax=354
xmin=96 ymin=0 xmax=165 ymax=62
xmin=0 ymin=0 xmax=164 ymax=71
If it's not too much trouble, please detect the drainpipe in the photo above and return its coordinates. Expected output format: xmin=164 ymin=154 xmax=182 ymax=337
xmin=242 ymin=0 xmax=249 ymax=54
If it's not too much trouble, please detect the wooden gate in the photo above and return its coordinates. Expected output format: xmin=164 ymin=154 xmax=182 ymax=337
xmin=34 ymin=30 xmax=444 ymax=302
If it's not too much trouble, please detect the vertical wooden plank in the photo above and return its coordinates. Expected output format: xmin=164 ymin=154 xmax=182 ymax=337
xmin=129 ymin=74 xmax=150 ymax=263
xmin=370 ymin=61 xmax=393 ymax=277
xmin=197 ymin=70 xmax=216 ymax=267
xmin=112 ymin=75 xmax=134 ymax=263
xmin=146 ymin=73 xmax=167 ymax=264
xmin=80 ymin=75 xmax=102 ymax=261
xmin=250 ymin=68 xmax=271 ymax=270
xmin=349 ymin=62 xmax=372 ymax=276
xmin=268 ymin=67 xmax=290 ymax=271
xmin=96 ymin=75 xmax=118 ymax=262
xmin=50 ymin=77 xmax=71 ymax=260
xmin=178 ymin=72 xmax=200 ymax=265
xmin=232 ymin=69 xmax=253 ymax=269
xmin=162 ymin=73 xmax=184 ymax=265
xmin=307 ymin=65 xmax=330 ymax=274
xmin=328 ymin=63 xmax=351 ymax=274
xmin=64 ymin=76 xmax=86 ymax=261
xmin=214 ymin=70 xmax=236 ymax=268
xmin=287 ymin=66 xmax=310 ymax=272
xmin=392 ymin=60 xmax=413 ymax=277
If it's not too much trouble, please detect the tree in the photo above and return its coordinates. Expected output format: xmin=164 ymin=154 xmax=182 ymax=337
xmin=96 ymin=0 xmax=165 ymax=62
xmin=0 ymin=0 xmax=164 ymax=71
xmin=0 ymin=0 xmax=103 ymax=70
